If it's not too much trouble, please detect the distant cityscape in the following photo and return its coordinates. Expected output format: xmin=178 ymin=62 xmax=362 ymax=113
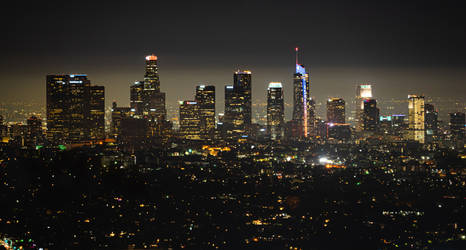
xmin=0 ymin=51 xmax=465 ymax=249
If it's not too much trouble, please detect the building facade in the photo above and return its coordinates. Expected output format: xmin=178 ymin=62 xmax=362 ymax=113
xmin=266 ymin=82 xmax=284 ymax=141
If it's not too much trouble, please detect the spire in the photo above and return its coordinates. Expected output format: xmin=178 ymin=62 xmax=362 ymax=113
xmin=295 ymin=47 xmax=299 ymax=65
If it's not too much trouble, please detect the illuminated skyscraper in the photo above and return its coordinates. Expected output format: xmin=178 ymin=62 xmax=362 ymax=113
xmin=141 ymin=55 xmax=167 ymax=121
xmin=223 ymin=71 xmax=252 ymax=140
xmin=267 ymin=82 xmax=284 ymax=141
xmin=327 ymin=98 xmax=345 ymax=124
xmin=46 ymin=75 xmax=69 ymax=143
xmin=90 ymin=85 xmax=105 ymax=141
xmin=233 ymin=70 xmax=252 ymax=135
xmin=223 ymin=85 xmax=235 ymax=139
xmin=46 ymin=74 xmax=104 ymax=144
xmin=179 ymin=101 xmax=201 ymax=140
xmin=355 ymin=84 xmax=373 ymax=132
xmin=144 ymin=54 xmax=161 ymax=92
xmin=424 ymin=103 xmax=438 ymax=143
xmin=292 ymin=47 xmax=312 ymax=139
xmin=362 ymin=99 xmax=379 ymax=131
xmin=408 ymin=95 xmax=425 ymax=143
xmin=195 ymin=85 xmax=215 ymax=139
xmin=130 ymin=81 xmax=144 ymax=116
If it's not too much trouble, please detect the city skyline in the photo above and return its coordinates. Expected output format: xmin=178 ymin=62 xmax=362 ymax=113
xmin=2 ymin=1 xmax=466 ymax=116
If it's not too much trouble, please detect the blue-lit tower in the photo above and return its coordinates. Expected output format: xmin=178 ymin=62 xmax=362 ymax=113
xmin=292 ymin=47 xmax=311 ymax=138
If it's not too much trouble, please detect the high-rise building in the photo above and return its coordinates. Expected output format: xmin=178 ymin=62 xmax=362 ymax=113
xmin=179 ymin=101 xmax=201 ymax=140
xmin=362 ymin=99 xmax=379 ymax=131
xmin=46 ymin=74 xmax=103 ymax=144
xmin=90 ymin=85 xmax=105 ymax=141
xmin=449 ymin=112 xmax=465 ymax=143
xmin=223 ymin=71 xmax=252 ymax=140
xmin=111 ymin=101 xmax=132 ymax=139
xmin=327 ymin=98 xmax=345 ymax=124
xmin=408 ymin=95 xmax=425 ymax=143
xmin=292 ymin=48 xmax=311 ymax=139
xmin=355 ymin=84 xmax=373 ymax=132
xmin=144 ymin=54 xmax=161 ymax=92
xmin=233 ymin=70 xmax=252 ymax=135
xmin=142 ymin=55 xmax=167 ymax=121
xmin=26 ymin=116 xmax=43 ymax=146
xmin=130 ymin=81 xmax=144 ymax=116
xmin=223 ymin=85 xmax=235 ymax=139
xmin=266 ymin=82 xmax=284 ymax=141
xmin=424 ymin=103 xmax=438 ymax=143
xmin=195 ymin=85 xmax=215 ymax=139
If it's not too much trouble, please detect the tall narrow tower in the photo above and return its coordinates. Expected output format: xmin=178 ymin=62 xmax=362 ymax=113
xmin=292 ymin=47 xmax=311 ymax=138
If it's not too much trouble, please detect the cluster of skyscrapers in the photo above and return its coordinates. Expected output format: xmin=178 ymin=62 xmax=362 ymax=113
xmin=35 ymin=51 xmax=466 ymax=150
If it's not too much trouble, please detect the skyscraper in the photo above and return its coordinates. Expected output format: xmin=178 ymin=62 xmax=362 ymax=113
xmin=46 ymin=74 xmax=103 ymax=144
xmin=424 ymin=103 xmax=438 ymax=143
xmin=233 ymin=70 xmax=252 ymax=135
xmin=130 ymin=81 xmax=144 ymax=116
xmin=292 ymin=48 xmax=311 ymax=139
xmin=267 ymin=82 xmax=284 ymax=141
xmin=195 ymin=85 xmax=215 ymax=140
xmin=327 ymin=98 xmax=345 ymax=124
xmin=449 ymin=112 xmax=465 ymax=144
xmin=46 ymin=75 xmax=69 ymax=143
xmin=362 ymin=99 xmax=379 ymax=131
xmin=223 ymin=85 xmax=235 ymax=139
xmin=26 ymin=116 xmax=43 ymax=146
xmin=111 ymin=101 xmax=132 ymax=139
xmin=355 ymin=84 xmax=373 ymax=132
xmin=223 ymin=71 xmax=252 ymax=140
xmin=90 ymin=85 xmax=105 ymax=141
xmin=408 ymin=95 xmax=425 ymax=143
xmin=142 ymin=54 xmax=167 ymax=121
xmin=179 ymin=101 xmax=201 ymax=140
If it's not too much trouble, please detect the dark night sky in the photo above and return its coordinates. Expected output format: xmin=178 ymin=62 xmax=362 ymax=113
xmin=1 ymin=0 xmax=465 ymax=119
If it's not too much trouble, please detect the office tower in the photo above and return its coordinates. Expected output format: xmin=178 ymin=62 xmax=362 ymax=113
xmin=195 ymin=85 xmax=215 ymax=139
xmin=142 ymin=55 xmax=167 ymax=121
xmin=46 ymin=74 xmax=95 ymax=144
xmin=67 ymin=75 xmax=91 ymax=143
xmin=449 ymin=112 xmax=465 ymax=142
xmin=424 ymin=103 xmax=438 ymax=143
xmin=408 ymin=95 xmax=425 ymax=143
xmin=144 ymin=54 xmax=161 ymax=92
xmin=233 ymin=70 xmax=252 ymax=135
xmin=362 ymin=99 xmax=379 ymax=131
xmin=327 ymin=98 xmax=345 ymax=124
xmin=379 ymin=116 xmax=392 ymax=135
xmin=26 ymin=116 xmax=43 ymax=146
xmin=223 ymin=85 xmax=235 ymax=139
xmin=9 ymin=123 xmax=28 ymax=146
xmin=267 ymin=82 xmax=285 ymax=140
xmin=90 ymin=85 xmax=105 ymax=141
xmin=130 ymin=81 xmax=144 ymax=116
xmin=355 ymin=84 xmax=373 ymax=132
xmin=179 ymin=101 xmax=201 ymax=140
xmin=46 ymin=75 xmax=70 ymax=143
xmin=111 ymin=101 xmax=133 ymax=139
xmin=391 ymin=114 xmax=407 ymax=137
xmin=267 ymin=82 xmax=284 ymax=140
xmin=292 ymin=48 xmax=311 ymax=138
